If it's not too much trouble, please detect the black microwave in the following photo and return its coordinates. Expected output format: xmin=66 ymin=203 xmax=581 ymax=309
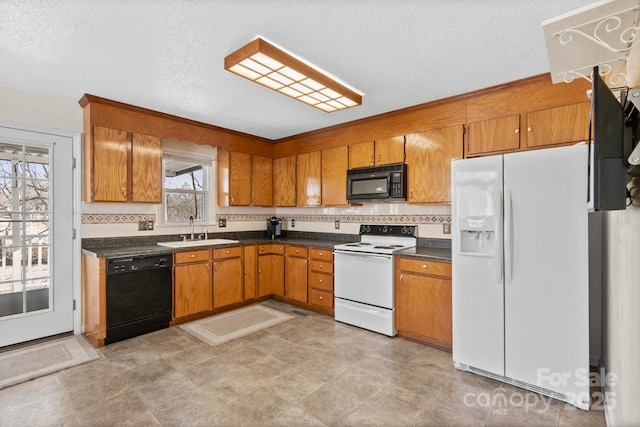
xmin=346 ymin=163 xmax=407 ymax=202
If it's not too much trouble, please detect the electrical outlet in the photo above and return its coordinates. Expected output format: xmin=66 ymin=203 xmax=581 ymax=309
xmin=147 ymin=220 xmax=154 ymax=231
xmin=291 ymin=219 xmax=295 ymax=228
xmin=443 ymin=223 xmax=451 ymax=234
xmin=138 ymin=220 xmax=148 ymax=231
xmin=218 ymin=218 xmax=227 ymax=227
xmin=335 ymin=219 xmax=340 ymax=229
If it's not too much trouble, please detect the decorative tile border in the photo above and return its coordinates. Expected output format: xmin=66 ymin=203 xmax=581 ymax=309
xmin=82 ymin=214 xmax=156 ymax=224
xmin=216 ymin=214 xmax=451 ymax=224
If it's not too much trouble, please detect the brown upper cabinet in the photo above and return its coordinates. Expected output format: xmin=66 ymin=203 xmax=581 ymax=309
xmin=406 ymin=126 xmax=463 ymax=203
xmin=86 ymin=126 xmax=162 ymax=203
xmin=296 ymin=151 xmax=322 ymax=207
xmin=217 ymin=148 xmax=273 ymax=206
xmin=321 ymin=146 xmax=349 ymax=206
xmin=274 ymin=155 xmax=296 ymax=207
xmin=252 ymin=155 xmax=273 ymax=206
xmin=348 ymin=136 xmax=405 ymax=169
xmin=466 ymin=102 xmax=590 ymax=157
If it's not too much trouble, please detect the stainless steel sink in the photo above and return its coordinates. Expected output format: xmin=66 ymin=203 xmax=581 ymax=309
xmin=157 ymin=238 xmax=239 ymax=248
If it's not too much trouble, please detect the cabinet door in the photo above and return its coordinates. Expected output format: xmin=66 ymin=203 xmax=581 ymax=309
xmin=131 ymin=133 xmax=162 ymax=203
xmin=349 ymin=141 xmax=374 ymax=168
xmin=396 ymin=272 xmax=452 ymax=345
xmin=321 ymin=146 xmax=349 ymax=206
xmin=466 ymin=115 xmax=521 ymax=157
xmin=253 ymin=155 xmax=273 ymax=206
xmin=375 ymin=136 xmax=405 ymax=165
xmin=406 ymin=126 xmax=463 ymax=203
xmin=285 ymin=256 xmax=308 ymax=302
xmin=230 ymin=152 xmax=252 ymax=205
xmin=274 ymin=156 xmax=296 ymax=207
xmin=174 ymin=263 xmax=212 ymax=318
xmin=296 ymin=151 xmax=321 ymax=206
xmin=258 ymin=254 xmax=284 ymax=297
xmin=525 ymin=102 xmax=591 ymax=149
xmin=213 ymin=258 xmax=243 ymax=308
xmin=91 ymin=126 xmax=129 ymax=202
xmin=243 ymin=245 xmax=257 ymax=300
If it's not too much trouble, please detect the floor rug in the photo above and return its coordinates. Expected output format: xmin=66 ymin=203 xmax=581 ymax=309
xmin=0 ymin=335 xmax=99 ymax=390
xmin=180 ymin=304 xmax=294 ymax=347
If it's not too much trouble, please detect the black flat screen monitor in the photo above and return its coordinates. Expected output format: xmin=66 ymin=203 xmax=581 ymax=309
xmin=591 ymin=66 xmax=627 ymax=211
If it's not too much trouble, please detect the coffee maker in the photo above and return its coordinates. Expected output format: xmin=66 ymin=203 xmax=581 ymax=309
xmin=266 ymin=217 xmax=282 ymax=240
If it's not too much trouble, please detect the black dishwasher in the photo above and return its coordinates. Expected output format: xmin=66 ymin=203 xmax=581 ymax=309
xmin=105 ymin=253 xmax=172 ymax=344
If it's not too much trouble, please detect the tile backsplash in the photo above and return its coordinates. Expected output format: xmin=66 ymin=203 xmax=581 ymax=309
xmin=81 ymin=202 xmax=452 ymax=239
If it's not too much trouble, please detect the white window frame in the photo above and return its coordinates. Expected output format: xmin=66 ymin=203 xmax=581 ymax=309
xmin=159 ymin=148 xmax=215 ymax=227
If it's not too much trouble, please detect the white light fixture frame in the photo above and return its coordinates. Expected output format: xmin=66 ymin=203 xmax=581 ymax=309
xmin=224 ymin=38 xmax=362 ymax=112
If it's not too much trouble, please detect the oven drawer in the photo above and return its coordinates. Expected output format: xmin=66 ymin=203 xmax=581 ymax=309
xmin=310 ymin=260 xmax=333 ymax=274
xmin=309 ymin=272 xmax=333 ymax=291
xmin=397 ymin=258 xmax=451 ymax=277
xmin=175 ymin=250 xmax=210 ymax=264
xmin=335 ymin=298 xmax=395 ymax=336
xmin=213 ymin=246 xmax=242 ymax=259
xmin=309 ymin=288 xmax=333 ymax=308
xmin=310 ymin=248 xmax=333 ymax=261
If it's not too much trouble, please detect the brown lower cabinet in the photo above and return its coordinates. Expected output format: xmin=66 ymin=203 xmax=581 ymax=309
xmin=258 ymin=244 xmax=285 ymax=297
xmin=395 ymin=257 xmax=452 ymax=350
xmin=174 ymin=249 xmax=212 ymax=318
xmin=307 ymin=248 xmax=334 ymax=310
xmin=212 ymin=247 xmax=243 ymax=308
xmin=285 ymin=245 xmax=308 ymax=302
xmin=243 ymin=245 xmax=257 ymax=300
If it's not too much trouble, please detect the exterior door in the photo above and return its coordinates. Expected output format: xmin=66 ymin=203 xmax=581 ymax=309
xmin=0 ymin=126 xmax=74 ymax=347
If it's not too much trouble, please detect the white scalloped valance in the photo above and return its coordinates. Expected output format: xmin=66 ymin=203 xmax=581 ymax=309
xmin=543 ymin=0 xmax=640 ymax=87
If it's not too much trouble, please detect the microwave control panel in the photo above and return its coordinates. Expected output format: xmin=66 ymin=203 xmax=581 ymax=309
xmin=390 ymin=172 xmax=403 ymax=197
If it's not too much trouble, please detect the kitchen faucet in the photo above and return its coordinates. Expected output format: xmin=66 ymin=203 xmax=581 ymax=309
xmin=189 ymin=215 xmax=194 ymax=240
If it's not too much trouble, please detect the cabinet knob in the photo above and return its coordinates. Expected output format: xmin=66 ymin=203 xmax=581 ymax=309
xmin=258 ymin=269 xmax=262 ymax=273
xmin=422 ymin=264 xmax=428 ymax=269
xmin=226 ymin=250 xmax=230 ymax=254
xmin=514 ymin=128 xmax=520 ymax=134
xmin=295 ymin=249 xmax=299 ymax=253
xmin=319 ymin=264 xmax=323 ymax=269
xmin=319 ymin=295 xmax=323 ymax=300
xmin=244 ymin=270 xmax=247 ymax=275
xmin=260 ymin=247 xmax=264 ymax=252
xmin=527 ymin=126 xmax=532 ymax=132
xmin=319 ymin=279 xmax=323 ymax=283
xmin=190 ymin=254 xmax=196 ymax=258
xmin=318 ymin=252 xmax=323 ymax=256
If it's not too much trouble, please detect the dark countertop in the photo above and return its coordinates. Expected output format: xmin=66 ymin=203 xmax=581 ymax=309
xmin=82 ymin=231 xmax=452 ymax=261
xmin=395 ymin=246 xmax=452 ymax=262
xmin=81 ymin=231 xmax=353 ymax=259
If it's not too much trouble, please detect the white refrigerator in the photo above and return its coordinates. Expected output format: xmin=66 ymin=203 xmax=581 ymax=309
xmin=451 ymin=143 xmax=590 ymax=410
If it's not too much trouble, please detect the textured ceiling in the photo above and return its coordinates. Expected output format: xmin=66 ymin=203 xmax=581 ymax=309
xmin=0 ymin=0 xmax=596 ymax=140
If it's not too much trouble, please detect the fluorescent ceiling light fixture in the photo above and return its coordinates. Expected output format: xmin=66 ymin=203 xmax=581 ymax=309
xmin=225 ymin=38 xmax=362 ymax=112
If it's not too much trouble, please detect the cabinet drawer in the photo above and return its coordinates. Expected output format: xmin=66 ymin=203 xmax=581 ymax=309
xmin=286 ymin=245 xmax=308 ymax=257
xmin=309 ymin=272 xmax=333 ymax=291
xmin=258 ymin=244 xmax=285 ymax=255
xmin=310 ymin=260 xmax=333 ymax=274
xmin=175 ymin=250 xmax=210 ymax=264
xmin=397 ymin=257 xmax=451 ymax=277
xmin=309 ymin=288 xmax=333 ymax=309
xmin=213 ymin=246 xmax=242 ymax=259
xmin=309 ymin=248 xmax=333 ymax=261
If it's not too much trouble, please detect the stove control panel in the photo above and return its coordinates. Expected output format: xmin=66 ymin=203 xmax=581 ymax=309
xmin=359 ymin=224 xmax=416 ymax=237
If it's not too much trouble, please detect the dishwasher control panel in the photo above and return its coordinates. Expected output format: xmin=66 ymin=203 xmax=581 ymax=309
xmin=107 ymin=254 xmax=172 ymax=275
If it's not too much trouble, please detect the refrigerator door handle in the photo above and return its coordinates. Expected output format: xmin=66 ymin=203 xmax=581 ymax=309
xmin=504 ymin=189 xmax=513 ymax=285
xmin=494 ymin=189 xmax=503 ymax=284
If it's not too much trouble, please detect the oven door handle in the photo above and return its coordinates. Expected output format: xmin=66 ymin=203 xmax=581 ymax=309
xmin=334 ymin=251 xmax=392 ymax=261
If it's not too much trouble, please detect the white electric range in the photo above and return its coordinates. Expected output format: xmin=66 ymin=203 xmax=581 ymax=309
xmin=333 ymin=224 xmax=417 ymax=336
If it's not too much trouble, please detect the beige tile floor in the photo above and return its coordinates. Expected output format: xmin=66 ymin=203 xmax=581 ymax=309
xmin=0 ymin=300 xmax=607 ymax=426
